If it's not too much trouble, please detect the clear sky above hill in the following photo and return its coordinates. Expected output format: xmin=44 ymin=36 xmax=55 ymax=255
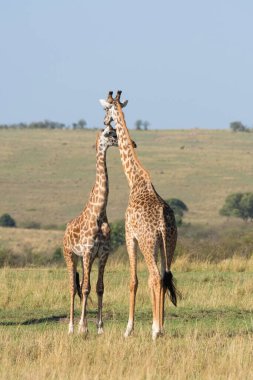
xmin=1 ymin=0 xmax=253 ymax=129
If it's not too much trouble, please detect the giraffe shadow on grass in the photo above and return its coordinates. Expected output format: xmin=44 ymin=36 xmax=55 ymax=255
xmin=0 ymin=314 xmax=68 ymax=326
xmin=0 ymin=310 xmax=113 ymax=326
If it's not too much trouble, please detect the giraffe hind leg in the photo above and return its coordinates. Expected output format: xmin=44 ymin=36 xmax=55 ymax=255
xmin=138 ymin=238 xmax=163 ymax=340
xmin=64 ymin=249 xmax=78 ymax=334
xmin=124 ymin=232 xmax=138 ymax=338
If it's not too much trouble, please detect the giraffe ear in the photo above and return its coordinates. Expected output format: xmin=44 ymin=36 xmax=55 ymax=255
xmin=121 ymin=100 xmax=128 ymax=108
xmin=99 ymin=99 xmax=113 ymax=110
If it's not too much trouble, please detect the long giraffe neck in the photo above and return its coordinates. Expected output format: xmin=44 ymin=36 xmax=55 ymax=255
xmin=85 ymin=147 xmax=109 ymax=215
xmin=114 ymin=106 xmax=149 ymax=188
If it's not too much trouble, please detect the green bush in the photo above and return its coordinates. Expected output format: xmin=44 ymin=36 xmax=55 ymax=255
xmin=165 ymin=198 xmax=188 ymax=226
xmin=0 ymin=213 xmax=16 ymax=227
xmin=220 ymin=192 xmax=253 ymax=221
xmin=175 ymin=214 xmax=183 ymax=227
xmin=52 ymin=247 xmax=64 ymax=263
xmin=110 ymin=220 xmax=125 ymax=251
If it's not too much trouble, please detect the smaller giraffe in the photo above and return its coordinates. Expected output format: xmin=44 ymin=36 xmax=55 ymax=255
xmin=63 ymin=125 xmax=130 ymax=335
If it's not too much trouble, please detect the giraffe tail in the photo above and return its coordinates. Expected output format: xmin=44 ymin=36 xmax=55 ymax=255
xmin=163 ymin=271 xmax=181 ymax=307
xmin=76 ymin=272 xmax=82 ymax=301
xmin=161 ymin=228 xmax=181 ymax=307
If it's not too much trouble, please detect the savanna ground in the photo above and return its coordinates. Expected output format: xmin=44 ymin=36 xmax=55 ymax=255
xmin=1 ymin=259 xmax=253 ymax=380
xmin=1 ymin=129 xmax=253 ymax=379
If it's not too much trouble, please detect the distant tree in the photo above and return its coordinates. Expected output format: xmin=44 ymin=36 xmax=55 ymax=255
xmin=1 ymin=120 xmax=67 ymax=129
xmin=135 ymin=120 xmax=143 ymax=130
xmin=165 ymin=198 xmax=188 ymax=226
xmin=230 ymin=121 xmax=250 ymax=132
xmin=0 ymin=213 xmax=16 ymax=227
xmin=134 ymin=120 xmax=150 ymax=130
xmin=76 ymin=119 xmax=87 ymax=129
xmin=0 ymin=119 xmax=90 ymax=130
xmin=220 ymin=192 xmax=253 ymax=221
xmin=143 ymin=121 xmax=150 ymax=130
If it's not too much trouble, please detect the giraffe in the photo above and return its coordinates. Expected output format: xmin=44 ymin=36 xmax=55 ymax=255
xmin=99 ymin=91 xmax=180 ymax=340
xmin=63 ymin=125 xmax=134 ymax=335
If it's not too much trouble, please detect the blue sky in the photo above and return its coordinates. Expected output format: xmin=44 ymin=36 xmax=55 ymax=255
xmin=1 ymin=0 xmax=253 ymax=129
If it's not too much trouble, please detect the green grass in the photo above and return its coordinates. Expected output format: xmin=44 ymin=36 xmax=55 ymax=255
xmin=1 ymin=128 xmax=253 ymax=227
xmin=1 ymin=264 xmax=253 ymax=379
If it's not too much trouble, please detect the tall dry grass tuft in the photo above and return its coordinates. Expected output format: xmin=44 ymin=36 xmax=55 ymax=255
xmin=1 ymin=327 xmax=253 ymax=380
xmin=174 ymin=255 xmax=253 ymax=272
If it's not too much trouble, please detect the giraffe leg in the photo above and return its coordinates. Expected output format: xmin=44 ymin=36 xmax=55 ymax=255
xmin=96 ymin=246 xmax=109 ymax=334
xmin=78 ymin=252 xmax=93 ymax=335
xmin=64 ymin=248 xmax=78 ymax=334
xmin=159 ymin=285 xmax=166 ymax=334
xmin=159 ymin=243 xmax=166 ymax=332
xmin=153 ymin=275 xmax=164 ymax=340
xmin=124 ymin=233 xmax=138 ymax=338
xmin=139 ymin=239 xmax=162 ymax=340
xmin=80 ymin=256 xmax=84 ymax=294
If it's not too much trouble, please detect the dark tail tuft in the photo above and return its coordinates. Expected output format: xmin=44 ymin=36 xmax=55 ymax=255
xmin=76 ymin=272 xmax=82 ymax=301
xmin=163 ymin=271 xmax=181 ymax=306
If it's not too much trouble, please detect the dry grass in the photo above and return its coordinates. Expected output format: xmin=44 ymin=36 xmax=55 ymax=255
xmin=1 ymin=328 xmax=252 ymax=380
xmin=173 ymin=255 xmax=253 ymax=273
xmin=1 ymin=220 xmax=253 ymax=267
xmin=0 ymin=227 xmax=62 ymax=256
xmin=1 ymin=128 xmax=253 ymax=227
xmin=0 ymin=261 xmax=253 ymax=380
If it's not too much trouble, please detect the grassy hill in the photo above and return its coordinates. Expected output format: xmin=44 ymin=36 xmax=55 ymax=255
xmin=1 ymin=128 xmax=253 ymax=228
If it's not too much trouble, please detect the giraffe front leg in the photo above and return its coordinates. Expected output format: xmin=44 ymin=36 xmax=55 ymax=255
xmin=78 ymin=252 xmax=93 ymax=335
xmin=96 ymin=248 xmax=109 ymax=335
xmin=124 ymin=233 xmax=138 ymax=338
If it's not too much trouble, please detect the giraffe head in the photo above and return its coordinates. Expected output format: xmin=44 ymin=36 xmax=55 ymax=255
xmin=99 ymin=91 xmax=137 ymax=148
xmin=96 ymin=125 xmax=118 ymax=152
xmin=97 ymin=124 xmax=136 ymax=150
xmin=99 ymin=90 xmax=128 ymax=126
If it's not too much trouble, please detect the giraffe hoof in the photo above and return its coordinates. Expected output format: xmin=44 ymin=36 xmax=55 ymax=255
xmin=124 ymin=322 xmax=134 ymax=338
xmin=152 ymin=332 xmax=158 ymax=341
xmin=68 ymin=325 xmax=74 ymax=334
xmin=124 ymin=329 xmax=133 ymax=338
xmin=97 ymin=327 xmax=104 ymax=335
xmin=78 ymin=324 xmax=88 ymax=335
xmin=152 ymin=331 xmax=163 ymax=340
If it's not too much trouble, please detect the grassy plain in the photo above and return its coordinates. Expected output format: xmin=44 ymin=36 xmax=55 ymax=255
xmin=1 ymin=129 xmax=253 ymax=379
xmin=1 ymin=128 xmax=253 ymax=227
xmin=1 ymin=261 xmax=253 ymax=380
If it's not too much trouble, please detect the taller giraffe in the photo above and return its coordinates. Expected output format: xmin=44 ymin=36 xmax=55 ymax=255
xmin=100 ymin=91 xmax=180 ymax=340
